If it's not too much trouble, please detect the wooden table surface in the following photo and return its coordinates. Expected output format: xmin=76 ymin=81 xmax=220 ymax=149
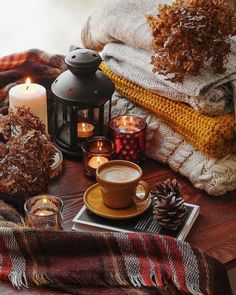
xmin=1 ymin=157 xmax=236 ymax=294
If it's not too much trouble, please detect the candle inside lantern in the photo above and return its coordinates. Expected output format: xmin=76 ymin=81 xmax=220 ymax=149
xmin=9 ymin=78 xmax=48 ymax=131
xmin=77 ymin=122 xmax=94 ymax=138
xmin=88 ymin=156 xmax=108 ymax=169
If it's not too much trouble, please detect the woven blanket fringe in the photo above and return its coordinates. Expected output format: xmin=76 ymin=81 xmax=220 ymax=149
xmin=106 ymin=273 xmax=130 ymax=287
xmin=186 ymin=282 xmax=205 ymax=295
xmin=32 ymin=273 xmax=53 ymax=286
xmin=8 ymin=270 xmax=28 ymax=289
xmin=129 ymin=274 xmax=147 ymax=288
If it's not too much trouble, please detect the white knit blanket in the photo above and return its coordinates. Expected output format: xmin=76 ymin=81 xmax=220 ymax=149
xmin=111 ymin=93 xmax=236 ymax=196
xmin=82 ymin=0 xmax=236 ymax=115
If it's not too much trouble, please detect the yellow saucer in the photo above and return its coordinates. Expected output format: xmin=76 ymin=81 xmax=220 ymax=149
xmin=83 ymin=183 xmax=152 ymax=220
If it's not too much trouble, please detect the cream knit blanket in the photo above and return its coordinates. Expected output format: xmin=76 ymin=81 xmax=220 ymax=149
xmin=111 ymin=93 xmax=236 ymax=196
xmin=82 ymin=0 xmax=236 ymax=116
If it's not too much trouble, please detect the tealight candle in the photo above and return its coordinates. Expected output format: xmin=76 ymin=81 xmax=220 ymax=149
xmin=77 ymin=122 xmax=94 ymax=138
xmin=88 ymin=156 xmax=109 ymax=169
xmin=81 ymin=136 xmax=115 ymax=177
xmin=24 ymin=195 xmax=63 ymax=230
xmin=35 ymin=210 xmax=54 ymax=216
xmin=9 ymin=78 xmax=48 ymax=131
xmin=109 ymin=115 xmax=147 ymax=163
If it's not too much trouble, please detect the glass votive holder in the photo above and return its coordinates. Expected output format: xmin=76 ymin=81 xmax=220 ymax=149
xmin=108 ymin=115 xmax=147 ymax=164
xmin=81 ymin=136 xmax=116 ymax=177
xmin=24 ymin=195 xmax=63 ymax=230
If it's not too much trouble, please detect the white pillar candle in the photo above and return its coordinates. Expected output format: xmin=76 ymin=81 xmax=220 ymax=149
xmin=9 ymin=78 xmax=48 ymax=131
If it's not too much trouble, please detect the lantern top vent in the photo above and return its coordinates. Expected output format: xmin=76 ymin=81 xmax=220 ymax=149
xmin=65 ymin=48 xmax=102 ymax=76
xmin=51 ymin=48 xmax=114 ymax=105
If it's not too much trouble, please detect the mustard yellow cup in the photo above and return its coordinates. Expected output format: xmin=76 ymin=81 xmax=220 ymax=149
xmin=96 ymin=160 xmax=150 ymax=209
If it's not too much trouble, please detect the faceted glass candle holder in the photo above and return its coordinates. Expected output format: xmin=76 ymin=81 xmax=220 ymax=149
xmin=81 ymin=136 xmax=116 ymax=177
xmin=24 ymin=195 xmax=63 ymax=230
xmin=109 ymin=115 xmax=147 ymax=163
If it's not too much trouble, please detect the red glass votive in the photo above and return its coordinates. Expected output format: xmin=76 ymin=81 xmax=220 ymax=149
xmin=81 ymin=136 xmax=116 ymax=177
xmin=109 ymin=115 xmax=147 ymax=164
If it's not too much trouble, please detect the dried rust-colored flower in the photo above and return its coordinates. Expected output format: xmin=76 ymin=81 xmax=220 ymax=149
xmin=146 ymin=0 xmax=236 ymax=83
xmin=0 ymin=107 xmax=56 ymax=201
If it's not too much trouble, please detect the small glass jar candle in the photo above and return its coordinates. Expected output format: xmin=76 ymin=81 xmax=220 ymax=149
xmin=81 ymin=136 xmax=116 ymax=177
xmin=24 ymin=195 xmax=63 ymax=230
xmin=109 ymin=115 xmax=147 ymax=164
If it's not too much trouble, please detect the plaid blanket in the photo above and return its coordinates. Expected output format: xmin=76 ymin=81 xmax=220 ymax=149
xmin=0 ymin=201 xmax=233 ymax=295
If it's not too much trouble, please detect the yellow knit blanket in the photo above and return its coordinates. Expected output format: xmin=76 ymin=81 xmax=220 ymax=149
xmin=101 ymin=64 xmax=236 ymax=158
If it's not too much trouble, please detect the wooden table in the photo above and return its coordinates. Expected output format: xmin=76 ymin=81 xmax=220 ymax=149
xmin=1 ymin=157 xmax=236 ymax=294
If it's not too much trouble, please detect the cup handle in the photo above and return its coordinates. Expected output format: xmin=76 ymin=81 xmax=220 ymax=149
xmin=133 ymin=180 xmax=150 ymax=203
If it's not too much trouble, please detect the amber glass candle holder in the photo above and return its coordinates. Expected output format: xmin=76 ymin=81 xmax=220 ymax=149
xmin=24 ymin=195 xmax=63 ymax=230
xmin=81 ymin=136 xmax=116 ymax=177
xmin=108 ymin=115 xmax=147 ymax=164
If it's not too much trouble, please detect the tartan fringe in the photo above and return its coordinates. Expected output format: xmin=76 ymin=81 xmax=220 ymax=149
xmin=32 ymin=273 xmax=54 ymax=286
xmin=129 ymin=275 xmax=147 ymax=288
xmin=186 ymin=282 xmax=205 ymax=295
xmin=106 ymin=274 xmax=130 ymax=287
xmin=8 ymin=270 xmax=28 ymax=289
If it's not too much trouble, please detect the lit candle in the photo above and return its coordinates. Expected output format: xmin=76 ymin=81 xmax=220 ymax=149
xmin=77 ymin=122 xmax=94 ymax=138
xmin=9 ymin=78 xmax=48 ymax=131
xmin=36 ymin=210 xmax=54 ymax=216
xmin=88 ymin=156 xmax=108 ymax=169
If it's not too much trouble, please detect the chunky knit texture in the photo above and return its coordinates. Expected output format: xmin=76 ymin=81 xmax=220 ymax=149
xmin=111 ymin=94 xmax=236 ymax=196
xmin=102 ymin=43 xmax=234 ymax=116
xmin=101 ymin=64 xmax=236 ymax=159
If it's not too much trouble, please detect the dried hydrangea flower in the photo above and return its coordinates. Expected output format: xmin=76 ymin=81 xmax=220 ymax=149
xmin=0 ymin=107 xmax=56 ymax=202
xmin=146 ymin=0 xmax=236 ymax=83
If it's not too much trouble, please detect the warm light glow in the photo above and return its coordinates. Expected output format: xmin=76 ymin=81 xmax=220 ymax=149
xmin=38 ymin=212 xmax=45 ymax=216
xmin=25 ymin=77 xmax=31 ymax=90
xmin=77 ymin=122 xmax=94 ymax=138
xmin=88 ymin=156 xmax=108 ymax=169
xmin=98 ymin=141 xmax=103 ymax=152
xmin=42 ymin=198 xmax=48 ymax=204
xmin=96 ymin=156 xmax=101 ymax=165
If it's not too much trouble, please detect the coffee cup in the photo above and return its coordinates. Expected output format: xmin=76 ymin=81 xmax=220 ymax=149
xmin=96 ymin=160 xmax=150 ymax=209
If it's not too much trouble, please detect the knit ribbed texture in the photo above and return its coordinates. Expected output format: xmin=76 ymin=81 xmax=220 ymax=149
xmin=102 ymin=42 xmax=234 ymax=116
xmin=111 ymin=94 xmax=236 ymax=196
xmin=101 ymin=64 xmax=236 ymax=159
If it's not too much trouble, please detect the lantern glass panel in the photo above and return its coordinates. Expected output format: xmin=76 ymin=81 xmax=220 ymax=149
xmin=55 ymin=102 xmax=71 ymax=146
xmin=78 ymin=109 xmax=89 ymax=122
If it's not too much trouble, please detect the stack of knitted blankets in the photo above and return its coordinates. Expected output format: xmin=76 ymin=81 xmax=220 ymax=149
xmin=81 ymin=0 xmax=236 ymax=196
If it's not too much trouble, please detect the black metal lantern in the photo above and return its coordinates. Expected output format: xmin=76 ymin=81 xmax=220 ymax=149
xmin=51 ymin=48 xmax=115 ymax=157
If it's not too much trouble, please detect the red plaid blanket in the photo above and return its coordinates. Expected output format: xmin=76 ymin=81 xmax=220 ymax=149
xmin=0 ymin=200 xmax=233 ymax=295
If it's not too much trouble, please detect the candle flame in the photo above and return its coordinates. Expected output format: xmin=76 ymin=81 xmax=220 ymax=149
xmin=97 ymin=141 xmax=103 ymax=152
xmin=96 ymin=156 xmax=101 ymax=165
xmin=82 ymin=123 xmax=86 ymax=130
xmin=25 ymin=77 xmax=31 ymax=90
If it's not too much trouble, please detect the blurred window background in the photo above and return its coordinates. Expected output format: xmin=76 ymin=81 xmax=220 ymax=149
xmin=0 ymin=0 xmax=104 ymax=56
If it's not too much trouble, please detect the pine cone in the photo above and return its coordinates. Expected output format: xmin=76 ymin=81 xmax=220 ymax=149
xmin=151 ymin=179 xmax=187 ymax=229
